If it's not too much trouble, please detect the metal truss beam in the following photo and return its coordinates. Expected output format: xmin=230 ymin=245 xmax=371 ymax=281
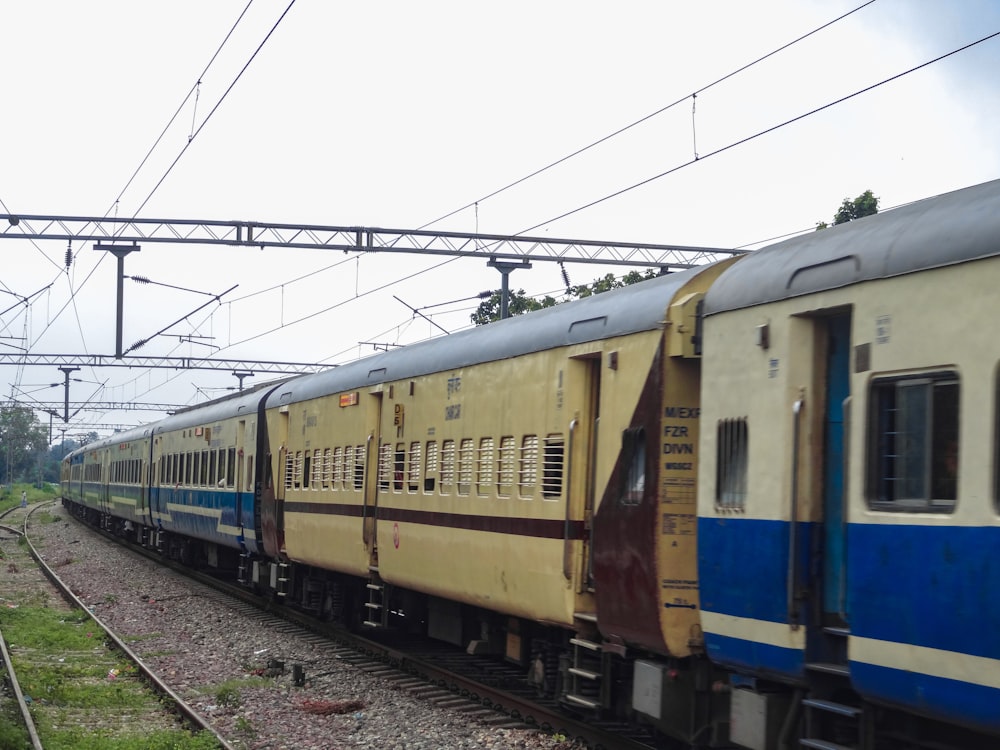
xmin=24 ymin=401 xmax=186 ymax=414
xmin=0 ymin=353 xmax=327 ymax=375
xmin=0 ymin=213 xmax=743 ymax=269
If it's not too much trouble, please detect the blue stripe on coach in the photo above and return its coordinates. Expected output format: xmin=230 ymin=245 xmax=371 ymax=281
xmin=850 ymin=659 xmax=1000 ymax=734
xmin=848 ymin=522 xmax=1000 ymax=660
xmin=697 ymin=516 xmax=814 ymax=624
xmin=703 ymin=631 xmax=805 ymax=680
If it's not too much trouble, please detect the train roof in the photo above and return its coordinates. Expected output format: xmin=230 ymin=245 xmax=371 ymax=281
xmin=267 ymin=263 xmax=708 ymax=407
xmin=704 ymin=177 xmax=1000 ymax=314
xmin=151 ymin=385 xmax=277 ymax=435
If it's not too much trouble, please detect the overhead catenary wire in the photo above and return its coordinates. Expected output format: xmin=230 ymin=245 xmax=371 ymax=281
xmin=516 ymin=28 xmax=1000 ymax=237
xmin=417 ymin=0 xmax=877 ymax=231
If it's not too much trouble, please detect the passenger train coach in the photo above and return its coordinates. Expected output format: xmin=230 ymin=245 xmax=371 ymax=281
xmin=62 ymin=177 xmax=1000 ymax=749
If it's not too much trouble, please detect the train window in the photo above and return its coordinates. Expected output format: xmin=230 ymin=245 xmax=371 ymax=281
xmin=621 ymin=427 xmax=646 ymax=505
xmin=408 ymin=442 xmax=421 ymax=493
xmin=284 ymin=451 xmax=295 ymax=490
xmin=321 ymin=449 xmax=331 ymax=490
xmin=185 ymin=452 xmax=193 ymax=486
xmin=868 ymin=374 xmax=959 ymax=511
xmin=378 ymin=443 xmax=392 ymax=491
xmin=304 ymin=450 xmax=314 ymax=489
xmin=457 ymin=439 xmax=474 ymax=496
xmin=394 ymin=443 xmax=406 ymax=492
xmin=227 ymin=448 xmax=236 ymax=487
xmin=477 ymin=437 xmax=495 ymax=496
xmin=341 ymin=446 xmax=352 ymax=489
xmin=353 ymin=445 xmax=366 ymax=490
xmin=440 ymin=440 xmax=456 ymax=495
xmin=209 ymin=451 xmax=217 ymax=487
xmin=333 ymin=447 xmax=344 ymax=489
xmin=424 ymin=441 xmax=437 ymax=493
xmin=542 ymin=435 xmax=565 ymax=500
xmin=519 ymin=435 xmax=539 ymax=499
xmin=497 ymin=436 xmax=515 ymax=498
xmin=716 ymin=418 xmax=748 ymax=511
xmin=247 ymin=456 xmax=255 ymax=492
xmin=201 ymin=450 xmax=209 ymax=486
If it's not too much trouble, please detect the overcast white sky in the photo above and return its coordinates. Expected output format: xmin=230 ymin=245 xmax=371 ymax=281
xmin=2 ymin=0 xmax=999 ymax=442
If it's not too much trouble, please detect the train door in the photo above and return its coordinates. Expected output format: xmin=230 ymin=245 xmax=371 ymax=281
xmin=235 ymin=419 xmax=246 ymax=531
xmin=576 ymin=354 xmax=601 ymax=590
xmin=363 ymin=389 xmax=384 ymax=561
xmin=821 ymin=313 xmax=851 ymax=621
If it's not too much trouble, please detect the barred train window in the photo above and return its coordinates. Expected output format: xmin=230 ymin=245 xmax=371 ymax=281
xmin=716 ymin=418 xmax=748 ymax=510
xmin=424 ymin=441 xmax=437 ymax=493
xmin=869 ymin=374 xmax=958 ymax=511
xmin=457 ymin=439 xmax=474 ymax=495
xmin=378 ymin=443 xmax=392 ymax=491
xmin=408 ymin=442 xmax=421 ymax=493
xmin=542 ymin=434 xmax=565 ymax=500
xmin=519 ymin=435 xmax=538 ymax=499
xmin=333 ymin=447 xmax=344 ymax=489
xmin=394 ymin=443 xmax=405 ymax=492
xmin=497 ymin=436 xmax=515 ymax=498
xmin=621 ymin=427 xmax=646 ymax=506
xmin=440 ymin=440 xmax=455 ymax=494
xmin=353 ymin=444 xmax=366 ymax=490
xmin=477 ymin=437 xmax=494 ymax=496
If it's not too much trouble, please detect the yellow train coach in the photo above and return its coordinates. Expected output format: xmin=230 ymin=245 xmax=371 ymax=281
xmin=259 ymin=258 xmax=735 ymax=695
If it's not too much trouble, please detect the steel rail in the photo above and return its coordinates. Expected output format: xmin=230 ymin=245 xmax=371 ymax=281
xmin=16 ymin=502 xmax=239 ymax=750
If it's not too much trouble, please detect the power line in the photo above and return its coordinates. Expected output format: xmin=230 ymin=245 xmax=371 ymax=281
xmin=521 ymin=28 xmax=1000 ymax=235
xmin=418 ymin=0 xmax=877 ymax=231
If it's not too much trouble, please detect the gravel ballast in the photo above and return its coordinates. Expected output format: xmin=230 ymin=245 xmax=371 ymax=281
xmin=28 ymin=505 xmax=582 ymax=750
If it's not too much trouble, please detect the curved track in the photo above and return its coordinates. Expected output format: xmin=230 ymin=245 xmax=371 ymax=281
xmin=0 ymin=502 xmax=236 ymax=750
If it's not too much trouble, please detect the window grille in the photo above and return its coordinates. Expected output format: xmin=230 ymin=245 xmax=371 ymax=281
xmin=333 ymin=445 xmax=354 ymax=490
xmin=497 ymin=436 xmax=515 ymax=498
xmin=716 ymin=418 xmax=748 ymax=510
xmin=284 ymin=451 xmax=294 ymax=491
xmin=424 ymin=441 xmax=438 ymax=492
xmin=541 ymin=435 xmax=565 ymax=500
xmin=519 ymin=435 xmax=538 ymax=498
xmin=378 ymin=443 xmax=393 ymax=491
xmin=393 ymin=443 xmax=406 ymax=492
xmin=353 ymin=444 xmax=366 ymax=490
xmin=408 ymin=442 xmax=421 ymax=493
xmin=457 ymin=439 xmax=474 ymax=495
xmin=321 ymin=448 xmax=331 ymax=490
xmin=477 ymin=437 xmax=495 ymax=496
xmin=440 ymin=440 xmax=456 ymax=494
xmin=870 ymin=374 xmax=958 ymax=511
xmin=333 ymin=447 xmax=344 ymax=490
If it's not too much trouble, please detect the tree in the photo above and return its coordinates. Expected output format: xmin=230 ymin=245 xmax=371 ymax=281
xmin=0 ymin=406 xmax=50 ymax=484
xmin=470 ymin=289 xmax=558 ymax=326
xmin=816 ymin=189 xmax=879 ymax=230
xmin=471 ymin=268 xmax=661 ymax=325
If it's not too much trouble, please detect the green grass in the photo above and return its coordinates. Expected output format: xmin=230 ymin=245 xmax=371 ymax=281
xmin=0 ymin=703 xmax=31 ymax=749
xmin=38 ymin=727 xmax=221 ymax=750
xmin=0 ymin=606 xmax=96 ymax=651
xmin=0 ymin=482 xmax=59 ymax=513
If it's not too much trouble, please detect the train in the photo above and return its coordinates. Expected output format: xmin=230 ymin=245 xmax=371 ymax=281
xmin=61 ymin=177 xmax=1000 ymax=750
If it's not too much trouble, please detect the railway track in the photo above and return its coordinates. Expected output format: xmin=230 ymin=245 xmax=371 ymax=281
xmin=0 ymin=502 xmax=233 ymax=750
xmin=37 ymin=502 xmax=671 ymax=750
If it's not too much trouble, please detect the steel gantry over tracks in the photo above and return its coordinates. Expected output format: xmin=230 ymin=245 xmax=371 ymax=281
xmin=0 ymin=213 xmax=742 ymax=270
